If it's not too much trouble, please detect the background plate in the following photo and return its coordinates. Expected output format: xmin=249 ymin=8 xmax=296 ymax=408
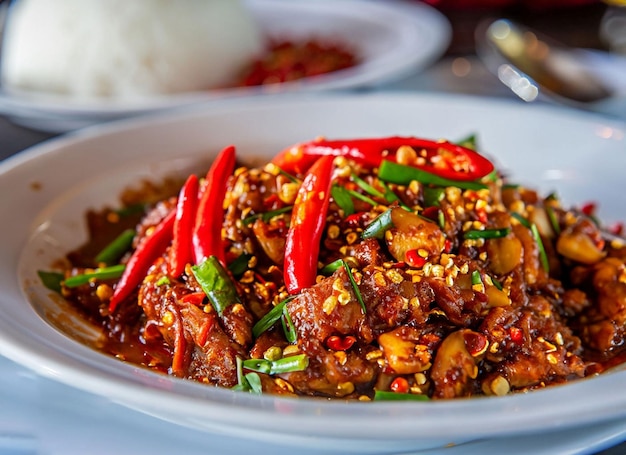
xmin=0 ymin=0 xmax=450 ymax=132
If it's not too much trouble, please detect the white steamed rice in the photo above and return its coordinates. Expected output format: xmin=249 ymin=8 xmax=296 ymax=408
xmin=0 ymin=0 xmax=264 ymax=99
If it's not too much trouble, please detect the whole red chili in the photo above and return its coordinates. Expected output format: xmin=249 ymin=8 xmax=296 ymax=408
xmin=109 ymin=209 xmax=176 ymax=312
xmin=193 ymin=145 xmax=236 ymax=266
xmin=272 ymin=136 xmax=494 ymax=181
xmin=168 ymin=174 xmax=199 ymax=277
xmin=284 ymin=155 xmax=334 ymax=294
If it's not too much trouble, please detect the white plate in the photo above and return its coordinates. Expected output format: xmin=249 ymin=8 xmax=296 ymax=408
xmin=0 ymin=0 xmax=450 ymax=133
xmin=3 ymin=93 xmax=626 ymax=454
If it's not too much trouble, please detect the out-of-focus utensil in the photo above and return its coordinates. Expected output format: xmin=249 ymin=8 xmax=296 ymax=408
xmin=476 ymin=18 xmax=626 ymax=118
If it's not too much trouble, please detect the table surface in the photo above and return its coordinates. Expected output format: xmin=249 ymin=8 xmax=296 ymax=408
xmin=1 ymin=5 xmax=625 ymax=453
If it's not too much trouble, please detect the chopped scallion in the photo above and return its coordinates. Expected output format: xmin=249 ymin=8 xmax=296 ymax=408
xmin=531 ymin=223 xmax=550 ymax=273
xmin=351 ymin=173 xmax=385 ymax=199
xmin=94 ymin=229 xmax=135 ymax=266
xmin=362 ymin=207 xmax=394 ymax=239
xmin=242 ymin=206 xmax=293 ymax=225
xmin=242 ymin=354 xmax=308 ymax=375
xmin=464 ymin=227 xmax=510 ymax=240
xmin=373 ymin=390 xmax=430 ymax=401
xmin=378 ymin=160 xmax=488 ymax=191
xmin=252 ymin=297 xmax=293 ymax=339
xmin=63 ymin=264 xmax=126 ymax=288
xmin=281 ymin=306 xmax=297 ymax=343
xmin=228 ymin=253 xmax=253 ymax=277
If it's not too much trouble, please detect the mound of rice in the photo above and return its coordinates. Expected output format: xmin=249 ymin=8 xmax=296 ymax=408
xmin=0 ymin=0 xmax=264 ymax=99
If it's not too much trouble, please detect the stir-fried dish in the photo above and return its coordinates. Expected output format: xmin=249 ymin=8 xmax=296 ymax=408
xmin=39 ymin=135 xmax=626 ymax=401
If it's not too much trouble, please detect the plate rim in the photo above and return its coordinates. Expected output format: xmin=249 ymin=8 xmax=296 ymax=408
xmin=2 ymin=91 xmax=626 ymax=448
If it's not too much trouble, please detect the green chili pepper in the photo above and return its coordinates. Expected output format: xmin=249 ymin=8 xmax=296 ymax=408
xmin=378 ymin=160 xmax=488 ymax=191
xmin=191 ymin=255 xmax=240 ymax=316
xmin=373 ymin=390 xmax=430 ymax=401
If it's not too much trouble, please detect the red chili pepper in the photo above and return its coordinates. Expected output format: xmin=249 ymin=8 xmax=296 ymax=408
xmin=405 ymin=249 xmax=427 ymax=268
xmin=284 ymin=155 xmax=334 ymax=294
xmin=193 ymin=145 xmax=236 ymax=266
xmin=390 ymin=377 xmax=410 ymax=394
xmin=168 ymin=174 xmax=199 ymax=277
xmin=272 ymin=136 xmax=494 ymax=181
xmin=325 ymin=335 xmax=357 ymax=351
xmin=509 ymin=326 xmax=524 ymax=345
xmin=178 ymin=291 xmax=206 ymax=306
xmin=109 ymin=210 xmax=176 ymax=313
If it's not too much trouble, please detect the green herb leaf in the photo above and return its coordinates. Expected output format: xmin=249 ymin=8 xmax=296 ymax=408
xmin=37 ymin=270 xmax=64 ymax=293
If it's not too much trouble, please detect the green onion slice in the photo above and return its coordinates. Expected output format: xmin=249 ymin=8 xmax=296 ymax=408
xmin=94 ymin=229 xmax=135 ymax=266
xmin=331 ymin=185 xmax=355 ymax=216
xmin=245 ymin=373 xmax=263 ymax=394
xmin=546 ymin=206 xmax=561 ymax=235
xmin=511 ymin=212 xmax=531 ymax=228
xmin=378 ymin=160 xmax=488 ymax=191
xmin=347 ymin=189 xmax=378 ymax=208
xmin=191 ymin=256 xmax=240 ymax=316
xmin=242 ymin=206 xmax=293 ymax=226
xmin=252 ymin=297 xmax=293 ymax=339
xmin=351 ymin=174 xmax=385 ymax=199
xmin=531 ymin=223 xmax=550 ymax=273
xmin=281 ymin=307 xmax=297 ymax=343
xmin=464 ymin=227 xmax=510 ymax=240
xmin=320 ymin=259 xmax=365 ymax=313
xmin=362 ymin=207 xmax=394 ymax=239
xmin=228 ymin=253 xmax=253 ymax=277
xmin=63 ymin=264 xmax=126 ymax=288
xmin=373 ymin=390 xmax=430 ymax=401
xmin=243 ymin=354 xmax=309 ymax=375
xmin=423 ymin=187 xmax=445 ymax=207
xmin=471 ymin=270 xmax=483 ymax=286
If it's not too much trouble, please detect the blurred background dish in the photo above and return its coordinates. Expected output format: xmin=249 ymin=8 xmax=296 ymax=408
xmin=0 ymin=0 xmax=451 ymax=133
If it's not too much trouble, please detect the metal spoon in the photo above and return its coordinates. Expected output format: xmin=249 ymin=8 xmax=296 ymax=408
xmin=475 ymin=18 xmax=621 ymax=110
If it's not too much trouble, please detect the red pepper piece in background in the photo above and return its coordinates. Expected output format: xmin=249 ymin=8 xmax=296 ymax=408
xmin=284 ymin=155 xmax=334 ymax=294
xmin=272 ymin=136 xmax=494 ymax=181
xmin=192 ymin=145 xmax=236 ymax=266
xmin=109 ymin=209 xmax=176 ymax=313
xmin=168 ymin=174 xmax=199 ymax=277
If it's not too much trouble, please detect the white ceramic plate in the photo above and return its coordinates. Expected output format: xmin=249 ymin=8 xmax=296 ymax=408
xmin=3 ymin=93 xmax=626 ymax=454
xmin=0 ymin=0 xmax=450 ymax=133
